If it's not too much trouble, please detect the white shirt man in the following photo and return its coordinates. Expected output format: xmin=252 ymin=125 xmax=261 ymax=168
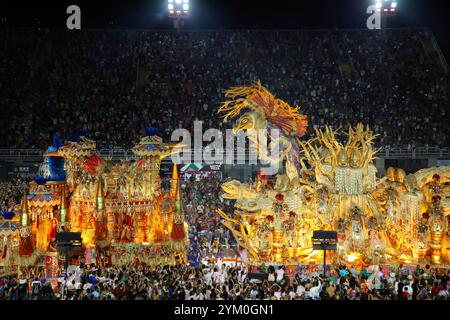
xmin=374 ymin=276 xmax=381 ymax=290
xmin=203 ymin=269 xmax=213 ymax=286
xmin=250 ymin=288 xmax=258 ymax=299
xmin=289 ymin=289 xmax=296 ymax=300
xmin=276 ymin=268 xmax=285 ymax=283
xmin=296 ymin=284 xmax=305 ymax=297
xmin=184 ymin=288 xmax=191 ymax=300
xmin=394 ymin=280 xmax=401 ymax=296
xmin=212 ymin=270 xmax=221 ymax=284
xmin=387 ymin=273 xmax=396 ymax=286
xmin=240 ymin=271 xmax=247 ymax=284
xmin=219 ymin=269 xmax=227 ymax=285
xmin=205 ymin=288 xmax=211 ymax=300
xmin=310 ymin=281 xmax=323 ymax=300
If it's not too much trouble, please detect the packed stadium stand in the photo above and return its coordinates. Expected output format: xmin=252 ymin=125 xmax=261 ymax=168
xmin=0 ymin=28 xmax=448 ymax=149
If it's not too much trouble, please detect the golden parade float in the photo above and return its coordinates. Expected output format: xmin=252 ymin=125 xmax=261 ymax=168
xmin=217 ymin=81 xmax=449 ymax=267
xmin=1 ymin=130 xmax=189 ymax=273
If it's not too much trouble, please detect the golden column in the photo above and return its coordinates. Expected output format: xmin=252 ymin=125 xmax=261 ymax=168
xmin=95 ymin=176 xmax=107 ymax=241
xmin=170 ymin=162 xmax=179 ymax=199
xmin=21 ymin=189 xmax=30 ymax=227
xmin=59 ymin=185 xmax=68 ymax=230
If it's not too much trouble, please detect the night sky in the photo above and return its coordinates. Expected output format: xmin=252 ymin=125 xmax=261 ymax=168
xmin=1 ymin=0 xmax=449 ymax=58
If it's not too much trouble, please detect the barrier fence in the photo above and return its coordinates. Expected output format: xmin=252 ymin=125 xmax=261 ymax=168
xmin=0 ymin=147 xmax=449 ymax=162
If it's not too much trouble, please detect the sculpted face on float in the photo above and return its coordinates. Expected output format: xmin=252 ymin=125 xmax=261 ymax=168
xmin=350 ymin=148 xmax=361 ymax=168
xmin=320 ymin=148 xmax=332 ymax=165
xmin=338 ymin=149 xmax=348 ymax=167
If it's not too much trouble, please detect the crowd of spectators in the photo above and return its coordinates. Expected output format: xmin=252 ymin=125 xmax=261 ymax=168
xmin=162 ymin=172 xmax=236 ymax=260
xmin=0 ymin=28 xmax=448 ymax=150
xmin=1 ymin=28 xmax=449 ymax=301
xmin=0 ymin=173 xmax=32 ymax=212
xmin=1 ymin=262 xmax=448 ymax=300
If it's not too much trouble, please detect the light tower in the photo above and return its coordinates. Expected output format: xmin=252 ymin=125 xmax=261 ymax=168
xmin=168 ymin=0 xmax=190 ymax=30
xmin=375 ymin=0 xmax=397 ymax=29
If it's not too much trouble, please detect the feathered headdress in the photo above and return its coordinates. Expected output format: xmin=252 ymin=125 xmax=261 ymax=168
xmin=218 ymin=81 xmax=308 ymax=137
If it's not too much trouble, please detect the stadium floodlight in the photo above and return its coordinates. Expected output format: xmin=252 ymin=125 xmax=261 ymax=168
xmin=374 ymin=0 xmax=397 ymax=15
xmin=168 ymin=0 xmax=189 ymax=19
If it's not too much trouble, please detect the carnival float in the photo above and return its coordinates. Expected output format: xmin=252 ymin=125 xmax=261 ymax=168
xmin=217 ymin=81 xmax=450 ymax=267
xmin=0 ymin=130 xmax=189 ymax=274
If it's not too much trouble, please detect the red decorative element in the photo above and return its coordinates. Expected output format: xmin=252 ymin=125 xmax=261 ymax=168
xmin=20 ymin=236 xmax=34 ymax=257
xmin=258 ymin=169 xmax=266 ymax=179
xmin=422 ymin=212 xmax=430 ymax=220
xmin=171 ymin=223 xmax=185 ymax=241
xmin=267 ymin=181 xmax=274 ymax=189
xmin=275 ymin=193 xmax=284 ymax=202
xmin=266 ymin=215 xmax=274 ymax=222
xmin=1 ymin=244 xmax=6 ymax=259
xmin=83 ymin=154 xmax=104 ymax=175
xmin=136 ymin=159 xmax=143 ymax=166
xmin=432 ymin=174 xmax=440 ymax=181
xmin=50 ymin=219 xmax=57 ymax=239
xmin=94 ymin=215 xmax=108 ymax=240
xmin=289 ymin=211 xmax=296 ymax=217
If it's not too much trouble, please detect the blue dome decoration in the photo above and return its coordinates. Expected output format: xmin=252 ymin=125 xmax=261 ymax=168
xmin=0 ymin=210 xmax=15 ymax=220
xmin=34 ymin=175 xmax=48 ymax=185
xmin=47 ymin=156 xmax=66 ymax=181
xmin=35 ymin=132 xmax=67 ymax=183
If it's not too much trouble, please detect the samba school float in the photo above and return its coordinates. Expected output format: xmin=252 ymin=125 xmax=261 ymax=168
xmin=0 ymin=129 xmax=189 ymax=274
xmin=217 ymin=81 xmax=449 ymax=266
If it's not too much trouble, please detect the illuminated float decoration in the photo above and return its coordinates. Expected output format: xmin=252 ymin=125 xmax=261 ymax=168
xmin=12 ymin=129 xmax=188 ymax=267
xmin=217 ymin=81 xmax=449 ymax=266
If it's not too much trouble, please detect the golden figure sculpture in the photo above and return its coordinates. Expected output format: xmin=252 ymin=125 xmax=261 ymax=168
xmin=217 ymin=81 xmax=449 ymax=265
